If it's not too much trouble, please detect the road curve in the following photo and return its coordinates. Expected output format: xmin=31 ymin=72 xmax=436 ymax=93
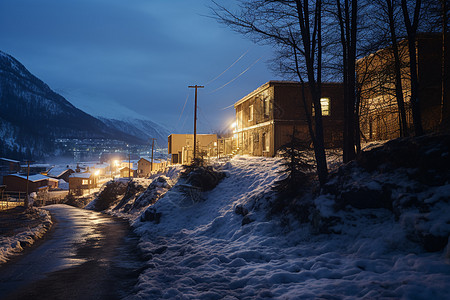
xmin=0 ymin=204 xmax=144 ymax=300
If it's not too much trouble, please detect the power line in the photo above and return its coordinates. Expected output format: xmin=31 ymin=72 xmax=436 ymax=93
xmin=198 ymin=106 xmax=214 ymax=133
xmin=176 ymin=92 xmax=190 ymax=127
xmin=204 ymin=48 xmax=250 ymax=87
xmin=220 ymin=103 xmax=236 ymax=111
xmin=207 ymin=56 xmax=263 ymax=94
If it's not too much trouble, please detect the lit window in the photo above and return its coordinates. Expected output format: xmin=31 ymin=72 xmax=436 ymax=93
xmin=263 ymin=97 xmax=270 ymax=117
xmin=312 ymin=98 xmax=331 ymax=116
xmin=82 ymin=179 xmax=88 ymax=185
xmin=249 ymin=105 xmax=254 ymax=121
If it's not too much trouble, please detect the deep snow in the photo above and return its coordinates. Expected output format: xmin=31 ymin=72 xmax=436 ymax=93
xmin=0 ymin=208 xmax=52 ymax=264
xmin=112 ymin=156 xmax=450 ymax=299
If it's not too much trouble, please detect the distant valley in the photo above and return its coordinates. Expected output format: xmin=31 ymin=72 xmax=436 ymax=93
xmin=0 ymin=50 xmax=170 ymax=161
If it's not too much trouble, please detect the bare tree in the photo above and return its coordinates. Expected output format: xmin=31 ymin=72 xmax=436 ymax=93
xmin=401 ymin=0 xmax=424 ymax=136
xmin=385 ymin=0 xmax=409 ymax=137
xmin=334 ymin=0 xmax=358 ymax=162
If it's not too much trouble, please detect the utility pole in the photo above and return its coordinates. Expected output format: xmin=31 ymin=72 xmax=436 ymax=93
xmin=188 ymin=85 xmax=204 ymax=160
xmin=128 ymin=154 xmax=131 ymax=179
xmin=24 ymin=160 xmax=34 ymax=209
xmin=150 ymin=138 xmax=156 ymax=173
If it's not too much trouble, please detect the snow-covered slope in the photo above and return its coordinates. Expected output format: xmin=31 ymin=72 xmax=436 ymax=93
xmin=124 ymin=155 xmax=450 ymax=299
xmin=97 ymin=117 xmax=170 ymax=148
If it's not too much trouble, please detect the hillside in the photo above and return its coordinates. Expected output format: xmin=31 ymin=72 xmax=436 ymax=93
xmin=90 ymin=135 xmax=450 ymax=299
xmin=97 ymin=117 xmax=170 ymax=149
xmin=0 ymin=51 xmax=169 ymax=159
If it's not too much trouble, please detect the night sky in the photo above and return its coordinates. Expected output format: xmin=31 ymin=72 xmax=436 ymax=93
xmin=0 ymin=0 xmax=279 ymax=133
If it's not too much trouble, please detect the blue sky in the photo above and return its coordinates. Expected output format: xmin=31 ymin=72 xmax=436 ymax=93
xmin=0 ymin=0 xmax=279 ymax=133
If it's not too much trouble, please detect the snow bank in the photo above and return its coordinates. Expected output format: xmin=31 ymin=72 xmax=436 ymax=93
xmin=129 ymin=156 xmax=450 ymax=299
xmin=0 ymin=208 xmax=52 ymax=264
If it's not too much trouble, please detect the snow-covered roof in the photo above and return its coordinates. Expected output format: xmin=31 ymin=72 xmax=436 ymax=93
xmin=119 ymin=166 xmax=137 ymax=171
xmin=69 ymin=172 xmax=92 ymax=179
xmin=29 ymin=164 xmax=51 ymax=168
xmin=47 ymin=167 xmax=73 ymax=178
xmin=93 ymin=163 xmax=109 ymax=169
xmin=8 ymin=174 xmax=58 ymax=182
xmin=139 ymin=157 xmax=165 ymax=164
xmin=0 ymin=157 xmax=20 ymax=163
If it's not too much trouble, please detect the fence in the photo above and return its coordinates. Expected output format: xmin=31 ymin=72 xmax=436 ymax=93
xmin=0 ymin=190 xmax=69 ymax=210
xmin=0 ymin=191 xmax=25 ymax=211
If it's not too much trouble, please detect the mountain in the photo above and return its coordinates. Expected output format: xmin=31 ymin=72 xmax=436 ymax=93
xmin=97 ymin=117 xmax=170 ymax=149
xmin=0 ymin=50 xmax=167 ymax=160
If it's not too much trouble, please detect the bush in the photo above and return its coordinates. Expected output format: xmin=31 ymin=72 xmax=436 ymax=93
xmin=93 ymin=180 xmax=127 ymax=211
xmin=271 ymin=128 xmax=315 ymax=220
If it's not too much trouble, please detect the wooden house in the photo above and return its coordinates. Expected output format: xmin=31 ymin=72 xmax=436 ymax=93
xmin=357 ymin=33 xmax=450 ymax=141
xmin=3 ymin=174 xmax=59 ymax=193
xmin=137 ymin=158 xmax=168 ymax=177
xmin=119 ymin=166 xmax=137 ymax=178
xmin=168 ymin=134 xmax=218 ymax=164
xmin=47 ymin=167 xmax=75 ymax=183
xmin=69 ymin=172 xmax=98 ymax=195
xmin=233 ymin=81 xmax=344 ymax=157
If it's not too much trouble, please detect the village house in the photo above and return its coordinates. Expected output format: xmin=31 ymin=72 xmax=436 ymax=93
xmin=168 ymin=134 xmax=218 ymax=164
xmin=119 ymin=166 xmax=137 ymax=178
xmin=137 ymin=158 xmax=168 ymax=177
xmin=69 ymin=172 xmax=98 ymax=195
xmin=47 ymin=167 xmax=75 ymax=182
xmin=0 ymin=157 xmax=21 ymax=184
xmin=21 ymin=163 xmax=51 ymax=175
xmin=3 ymin=174 xmax=59 ymax=193
xmin=233 ymin=81 xmax=344 ymax=157
xmin=357 ymin=33 xmax=450 ymax=141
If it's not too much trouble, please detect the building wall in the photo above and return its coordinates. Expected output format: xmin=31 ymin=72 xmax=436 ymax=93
xmin=69 ymin=176 xmax=96 ymax=194
xmin=138 ymin=159 xmax=151 ymax=177
xmin=234 ymin=81 xmax=344 ymax=157
xmin=358 ymin=34 xmax=449 ymax=141
xmin=168 ymin=134 xmax=218 ymax=164
xmin=3 ymin=176 xmax=57 ymax=192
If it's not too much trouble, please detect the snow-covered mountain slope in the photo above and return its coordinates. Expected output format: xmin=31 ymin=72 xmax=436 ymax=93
xmin=97 ymin=117 xmax=170 ymax=148
xmin=0 ymin=50 xmax=168 ymax=159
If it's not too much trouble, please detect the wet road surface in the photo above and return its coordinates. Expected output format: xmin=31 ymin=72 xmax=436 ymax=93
xmin=0 ymin=204 xmax=144 ymax=300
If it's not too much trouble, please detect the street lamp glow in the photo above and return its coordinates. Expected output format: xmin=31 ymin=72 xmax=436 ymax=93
xmin=231 ymin=122 xmax=236 ymax=129
xmin=94 ymin=170 xmax=100 ymax=176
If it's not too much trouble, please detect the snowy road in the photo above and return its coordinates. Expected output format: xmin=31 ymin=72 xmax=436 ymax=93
xmin=0 ymin=204 xmax=143 ymax=300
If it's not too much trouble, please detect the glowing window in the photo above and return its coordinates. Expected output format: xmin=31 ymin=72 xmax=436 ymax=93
xmin=312 ymin=98 xmax=331 ymax=116
xmin=249 ymin=105 xmax=254 ymax=121
xmin=82 ymin=179 xmax=88 ymax=185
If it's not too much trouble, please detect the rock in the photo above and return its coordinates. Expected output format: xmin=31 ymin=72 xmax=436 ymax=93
xmin=241 ymin=215 xmax=254 ymax=226
xmin=140 ymin=208 xmax=162 ymax=223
